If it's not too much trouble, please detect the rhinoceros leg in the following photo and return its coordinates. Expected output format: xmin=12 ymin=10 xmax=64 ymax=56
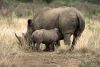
xmin=63 ymin=34 xmax=72 ymax=46
xmin=31 ymin=43 xmax=36 ymax=51
xmin=69 ymin=35 xmax=78 ymax=51
xmin=36 ymin=42 xmax=41 ymax=51
xmin=50 ymin=42 xmax=55 ymax=51
xmin=56 ymin=40 xmax=60 ymax=48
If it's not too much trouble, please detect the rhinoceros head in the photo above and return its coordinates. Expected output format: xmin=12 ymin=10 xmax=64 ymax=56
xmin=15 ymin=33 xmax=33 ymax=51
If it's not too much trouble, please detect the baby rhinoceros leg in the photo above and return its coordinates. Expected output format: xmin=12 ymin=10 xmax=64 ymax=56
xmin=36 ymin=42 xmax=41 ymax=52
xmin=31 ymin=43 xmax=36 ymax=51
xmin=49 ymin=42 xmax=56 ymax=52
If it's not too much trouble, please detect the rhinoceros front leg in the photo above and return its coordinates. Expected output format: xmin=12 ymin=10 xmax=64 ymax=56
xmin=36 ymin=42 xmax=41 ymax=52
xmin=31 ymin=43 xmax=36 ymax=51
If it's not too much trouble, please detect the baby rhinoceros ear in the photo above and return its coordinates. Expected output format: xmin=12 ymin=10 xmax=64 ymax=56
xmin=28 ymin=19 xmax=32 ymax=26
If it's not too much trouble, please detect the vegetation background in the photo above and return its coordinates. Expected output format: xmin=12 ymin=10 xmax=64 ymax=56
xmin=0 ymin=0 xmax=100 ymax=67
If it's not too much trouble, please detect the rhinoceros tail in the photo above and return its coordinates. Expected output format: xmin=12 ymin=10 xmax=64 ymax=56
xmin=74 ymin=13 xmax=85 ymax=38
xmin=70 ymin=13 xmax=85 ymax=51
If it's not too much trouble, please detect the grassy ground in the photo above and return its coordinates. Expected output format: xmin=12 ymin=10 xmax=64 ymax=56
xmin=0 ymin=1 xmax=100 ymax=67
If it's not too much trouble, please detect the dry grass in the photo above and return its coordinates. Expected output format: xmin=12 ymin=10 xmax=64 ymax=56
xmin=0 ymin=17 xmax=27 ymax=56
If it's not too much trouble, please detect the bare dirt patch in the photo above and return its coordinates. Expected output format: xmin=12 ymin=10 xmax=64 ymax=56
xmin=0 ymin=52 xmax=81 ymax=67
xmin=0 ymin=51 xmax=100 ymax=67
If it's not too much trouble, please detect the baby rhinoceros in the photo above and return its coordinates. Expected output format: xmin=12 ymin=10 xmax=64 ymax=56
xmin=31 ymin=28 xmax=59 ymax=52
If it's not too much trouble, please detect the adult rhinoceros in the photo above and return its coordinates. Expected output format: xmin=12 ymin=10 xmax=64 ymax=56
xmin=16 ymin=7 xmax=85 ymax=51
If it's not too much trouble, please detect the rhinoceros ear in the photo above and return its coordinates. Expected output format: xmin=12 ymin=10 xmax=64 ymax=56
xmin=28 ymin=19 xmax=32 ymax=26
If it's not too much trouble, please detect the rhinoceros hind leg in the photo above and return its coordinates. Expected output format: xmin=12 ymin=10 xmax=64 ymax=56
xmin=64 ymin=34 xmax=71 ymax=46
xmin=69 ymin=35 xmax=78 ymax=51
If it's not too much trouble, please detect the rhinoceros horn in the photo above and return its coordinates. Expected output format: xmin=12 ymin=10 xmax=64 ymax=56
xmin=15 ymin=33 xmax=23 ymax=46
